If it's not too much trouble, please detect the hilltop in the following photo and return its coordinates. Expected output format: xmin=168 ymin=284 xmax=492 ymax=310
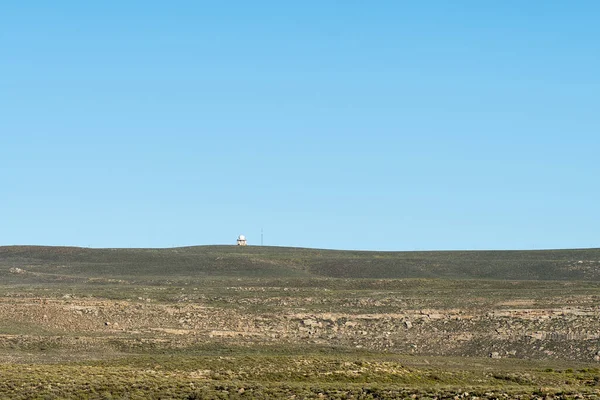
xmin=1 ymin=245 xmax=600 ymax=282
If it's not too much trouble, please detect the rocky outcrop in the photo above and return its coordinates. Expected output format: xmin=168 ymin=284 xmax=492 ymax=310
xmin=0 ymin=296 xmax=598 ymax=362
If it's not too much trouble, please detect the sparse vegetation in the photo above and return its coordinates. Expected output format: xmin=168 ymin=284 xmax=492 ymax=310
xmin=2 ymin=245 xmax=600 ymax=281
xmin=0 ymin=245 xmax=599 ymax=398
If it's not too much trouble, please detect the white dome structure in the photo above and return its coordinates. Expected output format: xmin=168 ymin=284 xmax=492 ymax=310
xmin=237 ymin=235 xmax=247 ymax=246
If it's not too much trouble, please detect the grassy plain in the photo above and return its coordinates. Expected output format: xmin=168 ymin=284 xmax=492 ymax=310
xmin=0 ymin=245 xmax=599 ymax=399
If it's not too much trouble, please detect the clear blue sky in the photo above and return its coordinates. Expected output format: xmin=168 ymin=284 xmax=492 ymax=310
xmin=1 ymin=1 xmax=598 ymax=250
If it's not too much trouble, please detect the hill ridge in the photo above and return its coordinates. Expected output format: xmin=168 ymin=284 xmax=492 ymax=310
xmin=1 ymin=245 xmax=600 ymax=281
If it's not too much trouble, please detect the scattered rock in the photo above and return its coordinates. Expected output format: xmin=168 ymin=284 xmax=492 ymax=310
xmin=490 ymin=352 xmax=501 ymax=359
xmin=8 ymin=267 xmax=25 ymax=274
xmin=404 ymin=320 xmax=413 ymax=329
